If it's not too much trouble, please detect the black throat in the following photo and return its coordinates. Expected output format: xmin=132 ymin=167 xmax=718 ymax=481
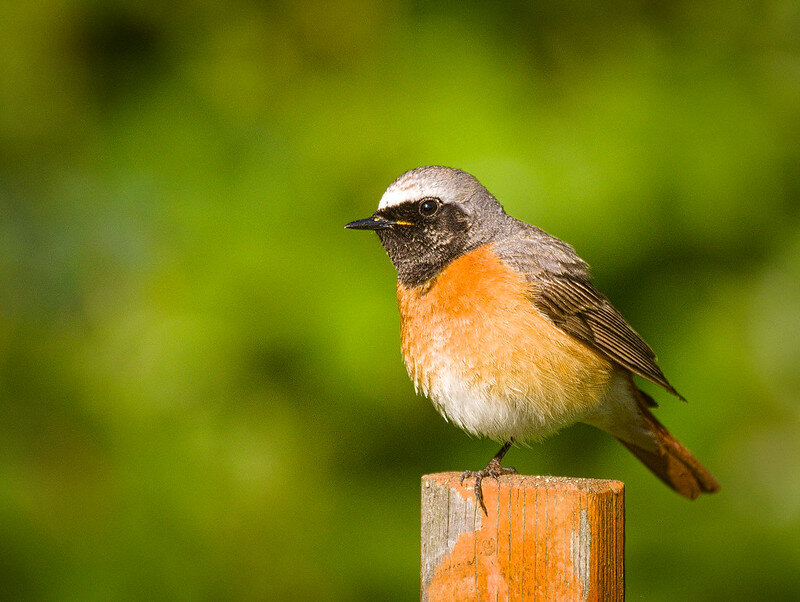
xmin=379 ymin=230 xmax=478 ymax=288
xmin=374 ymin=201 xmax=511 ymax=288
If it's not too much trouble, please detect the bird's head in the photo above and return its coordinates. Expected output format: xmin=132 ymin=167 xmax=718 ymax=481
xmin=346 ymin=166 xmax=511 ymax=286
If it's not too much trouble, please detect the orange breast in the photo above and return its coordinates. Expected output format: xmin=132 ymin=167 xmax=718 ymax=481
xmin=397 ymin=244 xmax=615 ymax=440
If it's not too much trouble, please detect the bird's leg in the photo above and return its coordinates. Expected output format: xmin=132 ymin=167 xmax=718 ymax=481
xmin=460 ymin=439 xmax=517 ymax=515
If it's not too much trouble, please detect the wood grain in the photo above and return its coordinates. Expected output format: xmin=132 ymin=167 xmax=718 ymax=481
xmin=421 ymin=473 xmax=624 ymax=601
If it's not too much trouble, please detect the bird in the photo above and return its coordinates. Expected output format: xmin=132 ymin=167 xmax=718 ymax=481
xmin=345 ymin=166 xmax=719 ymax=514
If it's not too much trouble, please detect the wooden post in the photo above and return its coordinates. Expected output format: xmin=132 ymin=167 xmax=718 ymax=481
xmin=421 ymin=473 xmax=624 ymax=601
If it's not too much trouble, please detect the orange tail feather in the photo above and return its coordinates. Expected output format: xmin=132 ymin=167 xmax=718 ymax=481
xmin=617 ymin=402 xmax=720 ymax=499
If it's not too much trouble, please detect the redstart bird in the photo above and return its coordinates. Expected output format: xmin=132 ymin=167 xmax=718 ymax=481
xmin=346 ymin=166 xmax=719 ymax=513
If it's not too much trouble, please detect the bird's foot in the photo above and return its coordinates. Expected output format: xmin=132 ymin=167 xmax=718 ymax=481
xmin=459 ymin=458 xmax=517 ymax=515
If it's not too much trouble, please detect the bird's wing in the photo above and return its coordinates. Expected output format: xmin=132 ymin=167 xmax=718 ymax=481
xmin=493 ymin=224 xmax=684 ymax=400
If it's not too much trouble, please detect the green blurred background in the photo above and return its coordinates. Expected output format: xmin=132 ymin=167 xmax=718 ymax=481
xmin=2 ymin=1 xmax=799 ymax=599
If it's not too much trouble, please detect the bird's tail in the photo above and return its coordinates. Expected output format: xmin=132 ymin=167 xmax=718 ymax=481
xmin=613 ymin=388 xmax=720 ymax=499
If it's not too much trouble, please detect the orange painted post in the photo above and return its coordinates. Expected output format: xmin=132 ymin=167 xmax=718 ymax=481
xmin=421 ymin=473 xmax=624 ymax=601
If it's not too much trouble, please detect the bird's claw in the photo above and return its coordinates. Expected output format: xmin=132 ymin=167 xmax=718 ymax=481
xmin=459 ymin=458 xmax=517 ymax=515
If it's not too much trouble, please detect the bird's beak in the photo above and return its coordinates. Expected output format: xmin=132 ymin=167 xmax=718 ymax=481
xmin=345 ymin=214 xmax=410 ymax=230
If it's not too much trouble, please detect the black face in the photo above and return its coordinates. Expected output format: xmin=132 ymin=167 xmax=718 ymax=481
xmin=373 ymin=197 xmax=474 ymax=287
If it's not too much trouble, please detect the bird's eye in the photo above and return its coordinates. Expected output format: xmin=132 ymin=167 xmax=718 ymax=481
xmin=418 ymin=198 xmax=441 ymax=217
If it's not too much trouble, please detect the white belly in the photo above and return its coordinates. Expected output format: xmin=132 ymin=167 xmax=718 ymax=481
xmin=408 ymin=354 xmax=606 ymax=442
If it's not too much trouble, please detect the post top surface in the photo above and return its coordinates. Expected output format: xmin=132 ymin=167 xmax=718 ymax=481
xmin=422 ymin=472 xmax=625 ymax=495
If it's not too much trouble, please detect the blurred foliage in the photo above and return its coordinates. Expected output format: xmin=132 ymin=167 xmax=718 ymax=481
xmin=1 ymin=1 xmax=799 ymax=599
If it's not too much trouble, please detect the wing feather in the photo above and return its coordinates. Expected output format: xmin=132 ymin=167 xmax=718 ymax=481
xmin=493 ymin=224 xmax=684 ymax=400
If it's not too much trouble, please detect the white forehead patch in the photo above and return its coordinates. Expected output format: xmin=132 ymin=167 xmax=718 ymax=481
xmin=378 ymin=180 xmax=425 ymax=210
xmin=378 ymin=173 xmax=451 ymax=210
